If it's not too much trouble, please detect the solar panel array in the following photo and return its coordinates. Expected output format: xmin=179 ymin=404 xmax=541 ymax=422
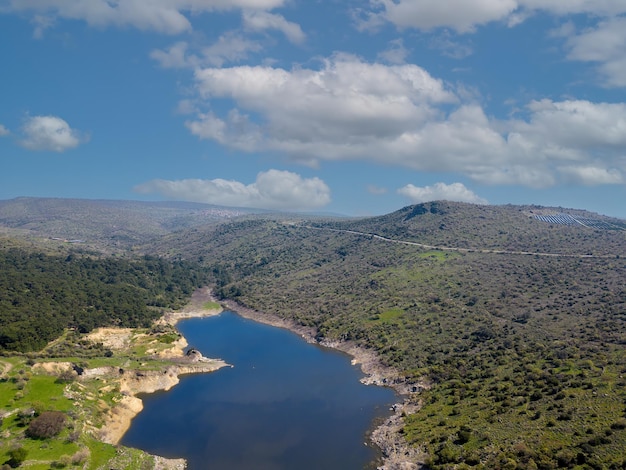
xmin=533 ymin=213 xmax=621 ymax=230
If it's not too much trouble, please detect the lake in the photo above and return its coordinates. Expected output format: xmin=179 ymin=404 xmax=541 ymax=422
xmin=121 ymin=311 xmax=397 ymax=469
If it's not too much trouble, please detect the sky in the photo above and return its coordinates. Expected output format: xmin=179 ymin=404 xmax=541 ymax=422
xmin=1 ymin=1 xmax=625 ymax=218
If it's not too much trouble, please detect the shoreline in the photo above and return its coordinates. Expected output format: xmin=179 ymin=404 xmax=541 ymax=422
xmin=219 ymin=296 xmax=427 ymax=469
xmin=85 ymin=288 xmax=229 ymax=455
xmin=88 ymin=286 xmax=425 ymax=468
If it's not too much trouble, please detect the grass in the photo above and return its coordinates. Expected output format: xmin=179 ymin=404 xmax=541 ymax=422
xmin=202 ymin=301 xmax=221 ymax=310
xmin=19 ymin=437 xmax=80 ymax=463
xmin=373 ymin=308 xmax=404 ymax=324
xmin=0 ymin=320 xmax=202 ymax=469
xmin=85 ymin=438 xmax=118 ymax=469
xmin=417 ymin=250 xmax=455 ymax=261
xmin=22 ymin=376 xmax=74 ymax=411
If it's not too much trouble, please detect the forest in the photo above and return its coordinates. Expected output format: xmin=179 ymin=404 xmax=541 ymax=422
xmin=0 ymin=249 xmax=209 ymax=352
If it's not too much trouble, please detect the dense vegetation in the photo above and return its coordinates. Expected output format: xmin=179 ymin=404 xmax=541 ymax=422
xmin=152 ymin=201 xmax=626 ymax=469
xmin=0 ymin=249 xmax=209 ymax=352
xmin=1 ymin=198 xmax=625 ymax=468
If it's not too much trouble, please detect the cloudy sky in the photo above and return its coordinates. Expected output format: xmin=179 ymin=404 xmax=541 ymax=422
xmin=1 ymin=1 xmax=625 ymax=217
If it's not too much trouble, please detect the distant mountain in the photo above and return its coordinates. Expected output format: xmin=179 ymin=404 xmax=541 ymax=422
xmin=0 ymin=197 xmax=265 ymax=253
xmin=149 ymin=200 xmax=625 ymax=259
xmin=322 ymin=201 xmax=626 ymax=256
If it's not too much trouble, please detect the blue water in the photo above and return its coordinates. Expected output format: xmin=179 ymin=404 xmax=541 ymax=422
xmin=121 ymin=311 xmax=396 ymax=469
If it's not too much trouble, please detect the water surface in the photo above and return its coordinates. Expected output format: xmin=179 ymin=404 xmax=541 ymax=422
xmin=121 ymin=311 xmax=396 ymax=469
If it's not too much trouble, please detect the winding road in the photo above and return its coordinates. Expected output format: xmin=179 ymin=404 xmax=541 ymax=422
xmin=299 ymin=225 xmax=623 ymax=259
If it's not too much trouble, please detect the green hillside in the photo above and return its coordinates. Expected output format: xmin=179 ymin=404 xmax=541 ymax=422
xmin=1 ymin=199 xmax=625 ymax=468
xmin=152 ymin=201 xmax=626 ymax=468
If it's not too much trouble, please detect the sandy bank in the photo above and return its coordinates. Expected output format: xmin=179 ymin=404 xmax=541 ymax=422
xmin=158 ymin=286 xmax=223 ymax=326
xmin=219 ymin=297 xmax=428 ymax=469
xmin=97 ymin=360 xmax=228 ymax=445
xmin=80 ymin=288 xmax=230 ymax=450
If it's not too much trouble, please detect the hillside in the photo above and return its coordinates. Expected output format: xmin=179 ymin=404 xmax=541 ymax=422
xmin=2 ymin=199 xmax=626 ymax=468
xmin=0 ymin=197 xmax=262 ymax=254
xmin=150 ymin=201 xmax=626 ymax=468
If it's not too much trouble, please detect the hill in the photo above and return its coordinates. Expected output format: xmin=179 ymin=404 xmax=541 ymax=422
xmin=1 ymin=199 xmax=625 ymax=468
xmin=0 ymin=197 xmax=263 ymax=254
xmin=149 ymin=201 xmax=626 ymax=468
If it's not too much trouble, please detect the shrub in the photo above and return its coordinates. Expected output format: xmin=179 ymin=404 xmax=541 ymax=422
xmin=26 ymin=411 xmax=67 ymax=439
xmin=71 ymin=448 xmax=90 ymax=465
xmin=6 ymin=446 xmax=27 ymax=468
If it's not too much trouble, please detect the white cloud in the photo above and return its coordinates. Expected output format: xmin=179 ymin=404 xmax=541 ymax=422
xmin=565 ymin=17 xmax=626 ymax=87
xmin=368 ymin=0 xmax=626 ymax=33
xmin=19 ymin=115 xmax=84 ymax=152
xmin=201 ymin=32 xmax=264 ymax=66
xmin=151 ymin=33 xmax=262 ymax=69
xmin=184 ymin=56 xmax=626 ymax=189
xmin=517 ymin=99 xmax=626 ymax=150
xmin=242 ymin=10 xmax=305 ymax=44
xmin=398 ymin=182 xmax=488 ymax=204
xmin=429 ymin=33 xmax=473 ymax=59
xmin=0 ymin=124 xmax=9 ymax=136
xmin=134 ymin=169 xmax=331 ymax=210
xmin=377 ymin=39 xmax=410 ymax=64
xmin=558 ymin=166 xmax=623 ymax=185
xmin=2 ymin=0 xmax=287 ymax=35
xmin=150 ymin=41 xmax=191 ymax=68
xmin=190 ymin=54 xmax=455 ymax=151
xmin=518 ymin=0 xmax=626 ymax=16
xmin=372 ymin=0 xmax=518 ymax=33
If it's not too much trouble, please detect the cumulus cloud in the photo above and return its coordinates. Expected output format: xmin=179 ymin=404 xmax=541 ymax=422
xmin=0 ymin=124 xmax=9 ymax=136
xmin=189 ymin=54 xmax=455 ymax=150
xmin=558 ymin=166 xmax=623 ymax=185
xmin=242 ymin=10 xmax=305 ymax=44
xmin=514 ymin=99 xmax=626 ymax=151
xmin=2 ymin=0 xmax=287 ymax=35
xmin=398 ymin=182 xmax=488 ymax=204
xmin=19 ymin=115 xmax=84 ymax=152
xmin=369 ymin=0 xmax=517 ymax=33
xmin=134 ymin=169 xmax=331 ymax=210
xmin=368 ymin=0 xmax=626 ymax=33
xmin=183 ymin=56 xmax=626 ymax=189
xmin=564 ymin=17 xmax=626 ymax=87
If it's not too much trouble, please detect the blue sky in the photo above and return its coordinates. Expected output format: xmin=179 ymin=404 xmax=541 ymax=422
xmin=1 ymin=1 xmax=625 ymax=218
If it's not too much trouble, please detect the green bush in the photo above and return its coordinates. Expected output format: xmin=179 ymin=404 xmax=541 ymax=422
xmin=6 ymin=446 xmax=27 ymax=468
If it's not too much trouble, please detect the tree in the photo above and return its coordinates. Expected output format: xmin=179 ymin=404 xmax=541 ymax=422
xmin=26 ymin=411 xmax=67 ymax=439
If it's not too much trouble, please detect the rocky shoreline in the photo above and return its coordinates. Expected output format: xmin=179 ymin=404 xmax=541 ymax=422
xmin=219 ymin=297 xmax=427 ymax=469
xmin=56 ymin=291 xmax=229 ymax=470
xmin=79 ymin=287 xmax=425 ymax=469
xmin=94 ymin=360 xmax=228 ymax=446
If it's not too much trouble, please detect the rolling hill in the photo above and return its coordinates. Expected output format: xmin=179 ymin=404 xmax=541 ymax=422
xmin=147 ymin=201 xmax=626 ymax=468
xmin=0 ymin=197 xmax=263 ymax=253
xmin=1 ymin=198 xmax=625 ymax=468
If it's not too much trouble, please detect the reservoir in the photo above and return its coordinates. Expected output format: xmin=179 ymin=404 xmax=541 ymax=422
xmin=121 ymin=311 xmax=397 ymax=469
